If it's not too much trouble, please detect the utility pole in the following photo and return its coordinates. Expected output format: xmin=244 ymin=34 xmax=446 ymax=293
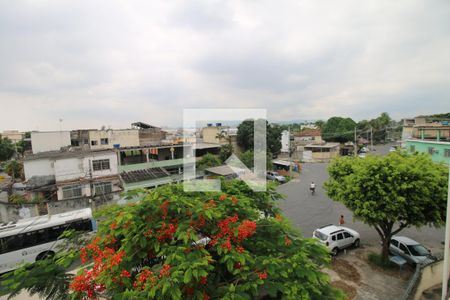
xmin=370 ymin=127 xmax=374 ymax=151
xmin=288 ymin=126 xmax=292 ymax=177
xmin=441 ymin=165 xmax=450 ymax=300
xmin=354 ymin=127 xmax=357 ymax=157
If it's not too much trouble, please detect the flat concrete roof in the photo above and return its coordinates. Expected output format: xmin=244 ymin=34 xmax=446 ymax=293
xmin=205 ymin=165 xmax=246 ymax=176
xmin=24 ymin=149 xmax=115 ymax=161
xmin=272 ymin=160 xmax=292 ymax=166
xmin=304 ymin=143 xmax=340 ymax=149
xmin=193 ymin=143 xmax=222 ymax=150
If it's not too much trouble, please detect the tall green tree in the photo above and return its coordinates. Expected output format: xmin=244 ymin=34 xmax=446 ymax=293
xmin=239 ymin=150 xmax=273 ymax=170
xmin=196 ymin=153 xmax=221 ymax=171
xmin=321 ymin=117 xmax=356 ymax=143
xmin=0 ymin=137 xmax=15 ymax=161
xmin=218 ymin=144 xmax=233 ymax=163
xmin=5 ymin=160 xmax=23 ymax=180
xmin=325 ymin=152 xmax=448 ymax=261
xmin=237 ymin=120 xmax=282 ymax=155
xmin=314 ymin=120 xmax=326 ymax=130
xmin=68 ymin=182 xmax=344 ymax=299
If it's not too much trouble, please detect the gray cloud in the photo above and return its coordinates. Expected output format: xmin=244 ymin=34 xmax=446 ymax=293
xmin=0 ymin=0 xmax=449 ymax=131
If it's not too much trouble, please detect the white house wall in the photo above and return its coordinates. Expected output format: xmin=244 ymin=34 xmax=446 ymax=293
xmin=54 ymin=152 xmax=118 ymax=182
xmin=54 ymin=157 xmax=86 ymax=181
xmin=23 ymin=159 xmax=54 ymax=180
xmin=88 ymin=130 xmax=139 ymax=150
xmin=31 ymin=131 xmax=71 ymax=154
xmin=56 ymin=183 xmax=91 ymax=200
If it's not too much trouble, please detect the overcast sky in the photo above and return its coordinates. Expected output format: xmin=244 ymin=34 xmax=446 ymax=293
xmin=0 ymin=0 xmax=449 ymax=131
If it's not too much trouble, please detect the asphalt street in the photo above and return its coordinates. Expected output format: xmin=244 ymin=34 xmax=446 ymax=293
xmin=277 ymin=144 xmax=445 ymax=251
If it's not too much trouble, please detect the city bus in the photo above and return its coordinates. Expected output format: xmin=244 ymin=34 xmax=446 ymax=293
xmin=0 ymin=208 xmax=96 ymax=273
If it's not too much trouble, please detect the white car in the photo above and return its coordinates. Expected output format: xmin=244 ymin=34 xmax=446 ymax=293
xmin=266 ymin=171 xmax=286 ymax=183
xmin=313 ymin=225 xmax=360 ymax=256
xmin=389 ymin=236 xmax=436 ymax=265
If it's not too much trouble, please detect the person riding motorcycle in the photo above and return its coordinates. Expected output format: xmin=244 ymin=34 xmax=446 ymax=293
xmin=310 ymin=182 xmax=316 ymax=194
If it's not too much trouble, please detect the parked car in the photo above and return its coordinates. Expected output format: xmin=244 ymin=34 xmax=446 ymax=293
xmin=358 ymin=152 xmax=366 ymax=158
xmin=313 ymin=224 xmax=360 ymax=256
xmin=389 ymin=146 xmax=397 ymax=152
xmin=389 ymin=236 xmax=436 ymax=265
xmin=266 ymin=171 xmax=286 ymax=183
xmin=359 ymin=147 xmax=369 ymax=153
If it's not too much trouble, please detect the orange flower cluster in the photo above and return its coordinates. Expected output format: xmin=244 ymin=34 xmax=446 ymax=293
xmin=191 ymin=214 xmax=207 ymax=229
xmin=258 ymin=270 xmax=268 ymax=280
xmin=133 ymin=269 xmax=157 ymax=290
xmin=70 ymin=270 xmax=105 ymax=298
xmin=120 ymin=270 xmax=131 ymax=278
xmin=284 ymin=235 xmax=292 ymax=246
xmin=73 ymin=237 xmax=127 ymax=298
xmin=203 ymin=199 xmax=217 ymax=209
xmin=156 ymin=222 xmax=178 ymax=241
xmin=160 ymin=200 xmax=170 ymax=219
xmin=209 ymin=214 xmax=257 ymax=252
xmin=159 ymin=264 xmax=171 ymax=278
xmin=237 ymin=220 xmax=257 ymax=242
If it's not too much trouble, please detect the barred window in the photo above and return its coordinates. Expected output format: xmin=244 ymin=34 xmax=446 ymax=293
xmin=62 ymin=185 xmax=82 ymax=199
xmin=444 ymin=149 xmax=450 ymax=158
xmin=94 ymin=182 xmax=112 ymax=195
xmin=100 ymin=138 xmax=109 ymax=145
xmin=92 ymin=159 xmax=110 ymax=171
xmin=428 ymin=147 xmax=434 ymax=154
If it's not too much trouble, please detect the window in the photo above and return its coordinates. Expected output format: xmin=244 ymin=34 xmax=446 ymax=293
xmin=337 ymin=233 xmax=344 ymax=240
xmin=94 ymin=182 xmax=112 ymax=195
xmin=83 ymin=139 xmax=89 ymax=145
xmin=409 ymin=145 xmax=415 ymax=153
xmin=343 ymin=232 xmax=352 ymax=238
xmin=92 ymin=159 xmax=110 ymax=171
xmin=391 ymin=239 xmax=399 ymax=247
xmin=0 ymin=219 xmax=93 ymax=254
xmin=91 ymin=140 xmax=98 ymax=146
xmin=100 ymin=138 xmax=109 ymax=145
xmin=332 ymin=235 xmax=336 ymax=241
xmin=62 ymin=185 xmax=82 ymax=199
xmin=428 ymin=147 xmax=434 ymax=154
xmin=445 ymin=149 xmax=450 ymax=158
xmin=399 ymin=243 xmax=409 ymax=254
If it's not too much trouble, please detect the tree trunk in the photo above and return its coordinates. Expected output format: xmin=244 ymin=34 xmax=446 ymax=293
xmin=375 ymin=224 xmax=393 ymax=262
xmin=381 ymin=237 xmax=391 ymax=261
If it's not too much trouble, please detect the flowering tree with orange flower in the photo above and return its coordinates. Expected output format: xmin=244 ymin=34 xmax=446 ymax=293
xmin=69 ymin=180 xmax=344 ymax=300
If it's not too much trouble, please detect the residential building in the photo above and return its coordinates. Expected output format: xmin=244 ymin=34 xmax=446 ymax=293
xmin=294 ymin=129 xmax=322 ymax=144
xmin=88 ymin=129 xmax=140 ymax=150
xmin=31 ymin=131 xmax=71 ymax=154
xmin=1 ymin=130 xmax=23 ymax=144
xmin=23 ymin=149 xmax=122 ymax=202
xmin=303 ymin=143 xmax=340 ymax=162
xmin=405 ymin=122 xmax=450 ymax=164
xmin=118 ymin=144 xmax=195 ymax=191
xmin=201 ymin=124 xmax=237 ymax=145
xmin=281 ymin=130 xmax=290 ymax=153
xmin=132 ymin=122 xmax=167 ymax=146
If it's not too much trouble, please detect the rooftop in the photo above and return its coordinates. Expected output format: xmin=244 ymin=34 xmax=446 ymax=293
xmin=304 ymin=142 xmax=340 ymax=149
xmin=294 ymin=129 xmax=321 ymax=137
xmin=23 ymin=148 xmax=116 ymax=161
xmin=205 ymin=165 xmax=247 ymax=176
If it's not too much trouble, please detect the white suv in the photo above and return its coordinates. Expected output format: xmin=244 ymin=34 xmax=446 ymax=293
xmin=313 ymin=224 xmax=360 ymax=256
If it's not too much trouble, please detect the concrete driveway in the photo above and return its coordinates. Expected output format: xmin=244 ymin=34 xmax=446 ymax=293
xmin=277 ymin=157 xmax=445 ymax=251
